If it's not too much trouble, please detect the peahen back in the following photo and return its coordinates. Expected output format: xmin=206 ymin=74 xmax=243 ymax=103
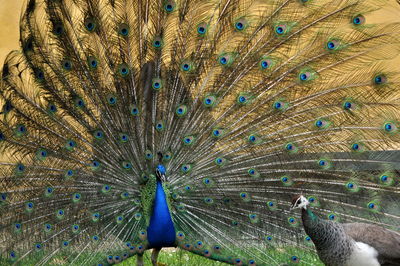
xmin=0 ymin=0 xmax=400 ymax=265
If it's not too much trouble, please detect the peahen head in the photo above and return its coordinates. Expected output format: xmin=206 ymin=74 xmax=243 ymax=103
xmin=291 ymin=195 xmax=310 ymax=210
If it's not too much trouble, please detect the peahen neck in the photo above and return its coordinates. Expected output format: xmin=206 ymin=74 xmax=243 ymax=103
xmin=301 ymin=207 xmax=328 ymax=247
xmin=301 ymin=207 xmax=354 ymax=262
xmin=147 ymin=180 xmax=176 ymax=248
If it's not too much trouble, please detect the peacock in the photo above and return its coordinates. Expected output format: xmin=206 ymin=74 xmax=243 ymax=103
xmin=0 ymin=0 xmax=400 ymax=265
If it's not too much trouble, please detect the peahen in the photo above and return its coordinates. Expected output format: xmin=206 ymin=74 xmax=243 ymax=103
xmin=291 ymin=195 xmax=400 ymax=266
xmin=0 ymin=0 xmax=400 ymax=265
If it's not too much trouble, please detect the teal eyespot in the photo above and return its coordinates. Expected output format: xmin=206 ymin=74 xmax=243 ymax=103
xmin=379 ymin=173 xmax=395 ymax=186
xmin=65 ymin=139 xmax=76 ymax=151
xmin=260 ymin=57 xmax=276 ymax=70
xmin=62 ymin=59 xmax=73 ymax=70
xmin=88 ymin=56 xmax=98 ymax=69
xmin=92 ymin=212 xmax=100 ymax=222
xmin=383 ymin=122 xmax=397 ymax=133
xmin=240 ymin=192 xmax=251 ymax=202
xmin=285 ymin=142 xmax=298 ymax=153
xmin=204 ymin=197 xmax=214 ymax=204
xmin=237 ymin=93 xmax=253 ymax=105
xmin=267 ymin=200 xmax=278 ymax=211
xmin=164 ymin=0 xmax=176 ymax=13
xmin=288 ymin=217 xmax=298 ymax=226
xmin=350 ymin=142 xmax=365 ymax=153
xmin=153 ymin=37 xmax=163 ymax=48
xmin=102 ymin=184 xmax=111 ymax=193
xmin=15 ymin=124 xmax=28 ymax=138
xmin=315 ymin=119 xmax=330 ymax=129
xmin=180 ymin=164 xmax=192 ymax=174
xmin=298 ymin=69 xmax=317 ymax=82
xmin=345 ymin=181 xmax=359 ymax=192
xmin=317 ymin=158 xmax=331 ymax=169
xmin=177 ymin=231 xmax=185 ymax=240
xmin=182 ymin=135 xmax=195 ymax=146
xmin=130 ymin=104 xmax=140 ymax=116
xmin=84 ymin=17 xmax=97 ymax=32
xmin=152 ymin=78 xmax=163 ymax=90
xmin=197 ymin=23 xmax=208 ymax=36
xmin=56 ymin=209 xmax=65 ymax=219
xmin=265 ymin=235 xmax=273 ymax=242
xmin=119 ymin=133 xmax=129 ymax=143
xmin=47 ymin=103 xmax=57 ymax=114
xmin=36 ymin=148 xmax=48 ymax=161
xmin=145 ymin=150 xmax=153 ymax=160
xmin=274 ymin=24 xmax=288 ymax=35
xmin=249 ymin=213 xmax=259 ymax=223
xmin=367 ymin=201 xmax=380 ymax=212
xmin=248 ymin=168 xmax=260 ymax=178
xmin=248 ymin=134 xmax=262 ymax=144
xmin=44 ymin=187 xmax=54 ymax=197
xmin=15 ymin=163 xmax=25 ymax=175
xmin=327 ymin=213 xmax=339 ymax=221
xmin=74 ymin=97 xmax=85 ymax=108
xmin=273 ymin=100 xmax=289 ymax=111
xmin=374 ymin=74 xmax=387 ymax=85
xmin=155 ymin=121 xmax=165 ymax=131
xmin=176 ymin=105 xmax=188 ymax=116
xmin=343 ymin=100 xmax=355 ymax=111
xmin=203 ymin=95 xmax=217 ymax=107
xmin=44 ymin=223 xmax=52 ymax=233
xmin=121 ymin=192 xmax=130 ymax=199
xmin=118 ymin=63 xmax=130 ymax=77
xmin=25 ymin=202 xmax=34 ymax=213
xmin=214 ymin=157 xmax=226 ymax=166
xmin=218 ymin=53 xmax=235 ymax=67
xmin=134 ymin=212 xmax=142 ymax=221
xmin=212 ymin=128 xmax=225 ymax=138
xmin=180 ymin=60 xmax=194 ymax=72
xmin=234 ymin=18 xmax=248 ymax=31
xmin=116 ymin=215 xmax=124 ymax=224
xmin=121 ymin=161 xmax=132 ymax=170
xmin=72 ymin=193 xmax=81 ymax=203
xmin=352 ymin=14 xmax=365 ymax=26
xmin=35 ymin=243 xmax=43 ymax=251
xmin=280 ymin=175 xmax=293 ymax=186
xmin=107 ymin=94 xmax=117 ymax=105
xmin=202 ymin=177 xmax=214 ymax=186
xmin=93 ymin=130 xmax=104 ymax=140
xmin=326 ymin=39 xmax=341 ymax=51
xmin=71 ymin=224 xmax=80 ymax=234
xmin=118 ymin=23 xmax=130 ymax=36
xmin=91 ymin=160 xmax=101 ymax=171
xmin=14 ymin=223 xmax=22 ymax=233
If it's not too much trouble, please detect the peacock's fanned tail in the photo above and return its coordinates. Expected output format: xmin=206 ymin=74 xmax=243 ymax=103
xmin=0 ymin=0 xmax=400 ymax=265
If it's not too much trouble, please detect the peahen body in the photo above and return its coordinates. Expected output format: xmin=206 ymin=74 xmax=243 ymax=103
xmin=0 ymin=0 xmax=400 ymax=265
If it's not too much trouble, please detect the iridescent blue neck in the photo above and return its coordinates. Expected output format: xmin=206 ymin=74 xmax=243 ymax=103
xmin=147 ymin=181 xmax=176 ymax=248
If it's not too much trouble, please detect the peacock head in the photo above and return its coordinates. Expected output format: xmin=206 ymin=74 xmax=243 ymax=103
xmin=156 ymin=164 xmax=167 ymax=182
xmin=290 ymin=195 xmax=310 ymax=210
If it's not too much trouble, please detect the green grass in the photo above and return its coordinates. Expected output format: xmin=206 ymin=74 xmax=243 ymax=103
xmin=0 ymin=247 xmax=324 ymax=265
xmin=119 ymin=247 xmax=325 ymax=265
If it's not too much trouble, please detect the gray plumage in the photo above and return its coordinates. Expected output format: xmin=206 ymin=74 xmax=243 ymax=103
xmin=301 ymin=207 xmax=355 ymax=266
xmin=293 ymin=195 xmax=400 ymax=266
xmin=343 ymin=223 xmax=400 ymax=266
